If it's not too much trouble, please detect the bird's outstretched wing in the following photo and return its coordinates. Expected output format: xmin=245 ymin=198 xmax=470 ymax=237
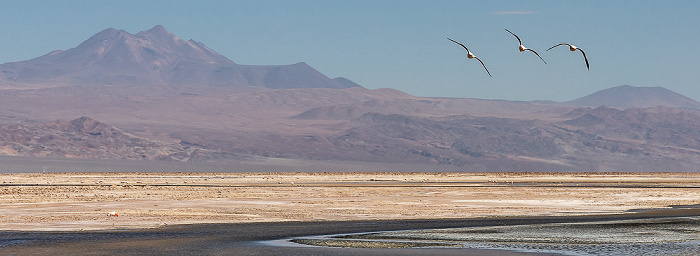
xmin=474 ymin=57 xmax=492 ymax=77
xmin=447 ymin=37 xmax=469 ymax=52
xmin=505 ymin=29 xmax=522 ymax=45
xmin=525 ymin=49 xmax=547 ymax=64
xmin=576 ymin=48 xmax=590 ymax=70
xmin=546 ymin=43 xmax=569 ymax=51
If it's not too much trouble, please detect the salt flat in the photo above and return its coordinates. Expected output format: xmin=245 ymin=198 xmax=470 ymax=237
xmin=0 ymin=172 xmax=697 ymax=231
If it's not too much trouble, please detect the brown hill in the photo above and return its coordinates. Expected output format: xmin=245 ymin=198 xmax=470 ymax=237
xmin=0 ymin=117 xmax=229 ymax=161
xmin=560 ymin=106 xmax=700 ymax=152
xmin=317 ymin=108 xmax=700 ymax=171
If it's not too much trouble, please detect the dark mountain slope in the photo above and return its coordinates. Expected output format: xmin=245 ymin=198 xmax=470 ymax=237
xmin=560 ymin=106 xmax=700 ymax=151
xmin=0 ymin=117 xmax=228 ymax=161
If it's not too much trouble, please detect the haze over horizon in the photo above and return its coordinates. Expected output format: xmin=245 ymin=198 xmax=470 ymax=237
xmin=1 ymin=1 xmax=699 ymax=102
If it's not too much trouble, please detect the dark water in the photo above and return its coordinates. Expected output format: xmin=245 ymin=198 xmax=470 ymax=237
xmin=294 ymin=217 xmax=700 ymax=256
xmin=2 ymin=212 xmax=698 ymax=255
xmin=464 ymin=241 xmax=700 ymax=256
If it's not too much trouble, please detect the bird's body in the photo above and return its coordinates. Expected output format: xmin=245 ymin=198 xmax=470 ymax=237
xmin=547 ymin=43 xmax=589 ymax=70
xmin=447 ymin=37 xmax=492 ymax=77
xmin=518 ymin=45 xmax=527 ymax=52
xmin=467 ymin=51 xmax=476 ymax=59
xmin=506 ymin=29 xmax=547 ymax=64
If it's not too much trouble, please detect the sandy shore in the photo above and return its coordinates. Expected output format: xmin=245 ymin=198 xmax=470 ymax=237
xmin=0 ymin=172 xmax=698 ymax=231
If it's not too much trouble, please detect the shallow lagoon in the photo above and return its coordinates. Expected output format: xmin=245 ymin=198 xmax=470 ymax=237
xmin=294 ymin=217 xmax=700 ymax=255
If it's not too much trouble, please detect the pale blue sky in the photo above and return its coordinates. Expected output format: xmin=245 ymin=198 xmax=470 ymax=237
xmin=1 ymin=1 xmax=699 ymax=101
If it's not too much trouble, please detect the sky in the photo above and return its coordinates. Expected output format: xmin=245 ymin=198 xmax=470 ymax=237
xmin=1 ymin=0 xmax=699 ymax=102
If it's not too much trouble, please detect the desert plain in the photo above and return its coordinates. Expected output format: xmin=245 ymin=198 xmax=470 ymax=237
xmin=0 ymin=172 xmax=697 ymax=231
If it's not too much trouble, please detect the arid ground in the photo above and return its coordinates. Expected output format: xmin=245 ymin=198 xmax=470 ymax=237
xmin=0 ymin=172 xmax=697 ymax=231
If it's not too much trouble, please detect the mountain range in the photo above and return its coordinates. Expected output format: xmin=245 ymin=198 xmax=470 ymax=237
xmin=1 ymin=26 xmax=700 ymax=172
xmin=0 ymin=25 xmax=359 ymax=89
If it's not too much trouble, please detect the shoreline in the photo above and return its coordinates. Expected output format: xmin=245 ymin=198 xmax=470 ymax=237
xmin=1 ymin=208 xmax=698 ymax=255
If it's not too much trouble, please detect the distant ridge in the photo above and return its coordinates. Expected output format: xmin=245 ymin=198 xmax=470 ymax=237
xmin=565 ymin=85 xmax=700 ymax=110
xmin=0 ymin=25 xmax=361 ymax=89
xmin=0 ymin=117 xmax=218 ymax=160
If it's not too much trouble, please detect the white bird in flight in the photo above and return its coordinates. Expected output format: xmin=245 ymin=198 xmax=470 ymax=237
xmin=447 ymin=38 xmax=492 ymax=77
xmin=505 ymin=29 xmax=547 ymax=64
xmin=547 ymin=43 xmax=590 ymax=70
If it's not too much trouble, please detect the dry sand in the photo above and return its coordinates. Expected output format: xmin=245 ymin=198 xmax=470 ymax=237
xmin=0 ymin=172 xmax=698 ymax=231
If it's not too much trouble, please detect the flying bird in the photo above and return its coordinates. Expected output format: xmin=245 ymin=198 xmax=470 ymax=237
xmin=547 ymin=43 xmax=589 ymax=70
xmin=505 ymin=29 xmax=547 ymax=64
xmin=447 ymin=38 xmax=492 ymax=77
